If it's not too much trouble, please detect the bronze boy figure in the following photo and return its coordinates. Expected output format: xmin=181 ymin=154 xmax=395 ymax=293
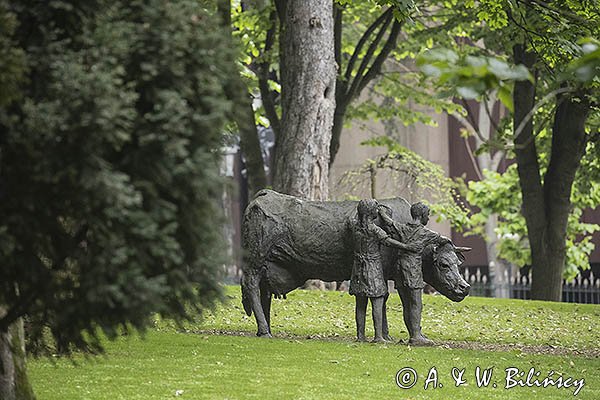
xmin=349 ymin=199 xmax=416 ymax=342
xmin=379 ymin=202 xmax=451 ymax=345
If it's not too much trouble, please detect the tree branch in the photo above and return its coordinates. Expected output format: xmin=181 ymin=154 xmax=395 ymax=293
xmin=331 ymin=7 xmax=392 ymax=166
xmin=355 ymin=18 xmax=402 ymax=96
xmin=509 ymin=6 xmax=554 ymax=76
xmin=344 ymin=8 xmax=392 ymax=83
xmin=460 ymin=99 xmax=489 ymax=143
xmin=463 ymin=136 xmax=484 ymax=181
xmin=516 ymin=0 xmax=593 ymax=27
xmin=482 ymin=94 xmax=500 ymax=138
xmin=491 ymin=150 xmax=504 ymax=172
xmin=513 ymin=87 xmax=574 ymax=148
xmin=543 ymin=91 xmax=590 ymax=240
xmin=274 ymin=0 xmax=286 ymax=23
xmin=0 ymin=291 xmax=35 ymax=332
xmin=334 ymin=3 xmax=343 ymax=70
xmin=346 ymin=11 xmax=393 ymax=101
xmin=453 ymin=103 xmax=490 ymax=145
xmin=512 ymin=43 xmax=546 ymax=236
xmin=0 ymin=250 xmax=48 ymax=331
xmin=452 ymin=113 xmax=478 ymax=138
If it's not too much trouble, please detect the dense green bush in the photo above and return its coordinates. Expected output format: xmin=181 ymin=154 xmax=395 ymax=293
xmin=0 ymin=0 xmax=235 ymax=352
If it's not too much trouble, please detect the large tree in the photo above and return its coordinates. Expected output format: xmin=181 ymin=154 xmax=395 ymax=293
xmin=0 ymin=1 xmax=235 ymax=398
xmin=231 ymin=1 xmax=434 ymax=199
xmin=468 ymin=0 xmax=599 ymax=301
xmin=272 ymin=0 xmax=337 ymax=200
xmin=416 ymin=0 xmax=600 ymax=301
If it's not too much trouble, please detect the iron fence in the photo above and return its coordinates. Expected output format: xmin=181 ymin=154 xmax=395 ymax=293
xmin=465 ymin=268 xmax=600 ymax=304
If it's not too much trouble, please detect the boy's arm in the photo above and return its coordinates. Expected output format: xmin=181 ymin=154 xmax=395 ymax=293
xmin=423 ymin=227 xmax=452 ymax=246
xmin=385 ymin=238 xmax=420 ymax=253
xmin=371 ymin=223 xmax=419 ymax=253
xmin=378 ymin=205 xmax=394 ymax=227
xmin=377 ymin=205 xmax=406 ymax=240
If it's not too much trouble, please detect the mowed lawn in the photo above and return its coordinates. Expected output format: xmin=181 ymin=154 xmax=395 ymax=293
xmin=29 ymin=286 xmax=600 ymax=399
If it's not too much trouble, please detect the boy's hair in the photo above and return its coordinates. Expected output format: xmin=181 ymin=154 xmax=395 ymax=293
xmin=357 ymin=199 xmax=378 ymax=218
xmin=410 ymin=202 xmax=429 ymax=220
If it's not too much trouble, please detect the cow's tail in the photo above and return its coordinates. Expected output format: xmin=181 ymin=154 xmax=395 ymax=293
xmin=240 ymin=192 xmax=271 ymax=318
xmin=241 ymin=275 xmax=253 ymax=316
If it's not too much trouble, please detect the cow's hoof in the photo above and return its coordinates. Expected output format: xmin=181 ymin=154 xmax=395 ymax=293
xmin=372 ymin=337 xmax=387 ymax=344
xmin=408 ymin=336 xmax=434 ymax=346
xmin=356 ymin=336 xmax=367 ymax=343
xmin=257 ymin=332 xmax=272 ymax=338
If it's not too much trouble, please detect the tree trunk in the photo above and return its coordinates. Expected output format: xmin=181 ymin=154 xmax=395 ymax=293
xmin=329 ymin=98 xmax=347 ymax=166
xmin=531 ymin=94 xmax=590 ymax=300
xmin=512 ymin=44 xmax=550 ymax=299
xmin=273 ymin=0 xmax=336 ymax=200
xmin=513 ymin=43 xmax=590 ymax=301
xmin=0 ymin=318 xmax=35 ymax=400
xmin=235 ymin=95 xmax=268 ymax=196
xmin=219 ymin=0 xmax=267 ymax=197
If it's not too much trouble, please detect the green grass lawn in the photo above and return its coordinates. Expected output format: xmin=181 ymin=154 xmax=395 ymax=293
xmin=29 ymin=286 xmax=600 ymax=399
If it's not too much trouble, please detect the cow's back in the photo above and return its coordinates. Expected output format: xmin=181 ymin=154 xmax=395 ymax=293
xmin=243 ymin=189 xmax=412 ymax=281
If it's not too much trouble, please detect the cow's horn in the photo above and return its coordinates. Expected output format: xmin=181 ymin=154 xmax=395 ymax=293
xmin=455 ymin=246 xmax=472 ymax=252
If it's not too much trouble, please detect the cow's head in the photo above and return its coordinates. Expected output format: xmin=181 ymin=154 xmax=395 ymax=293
xmin=422 ymin=243 xmax=470 ymax=302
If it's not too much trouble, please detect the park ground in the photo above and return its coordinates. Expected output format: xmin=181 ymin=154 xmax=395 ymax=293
xmin=29 ymin=286 xmax=600 ymax=399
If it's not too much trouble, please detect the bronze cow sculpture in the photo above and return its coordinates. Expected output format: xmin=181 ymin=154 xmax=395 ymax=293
xmin=241 ymin=190 xmax=470 ymax=337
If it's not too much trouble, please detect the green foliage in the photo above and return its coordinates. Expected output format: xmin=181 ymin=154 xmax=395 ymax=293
xmin=346 ymin=71 xmax=466 ymax=128
xmin=0 ymin=0 xmax=235 ymax=353
xmin=468 ymin=0 xmax=508 ymax=30
xmin=232 ymin=1 xmax=464 ymax=139
xmin=417 ymin=49 xmax=532 ymax=112
xmin=409 ymin=0 xmax=600 ymax=280
xmin=405 ymin=0 xmax=600 ymax=113
xmin=565 ymin=38 xmax=600 ymax=84
xmin=467 ymin=166 xmax=600 ymax=280
xmin=232 ymin=2 xmax=274 ymax=66
xmin=373 ymin=0 xmax=416 ymax=20
xmin=574 ymin=138 xmax=600 ymax=206
xmin=339 ymin=136 xmax=470 ymax=231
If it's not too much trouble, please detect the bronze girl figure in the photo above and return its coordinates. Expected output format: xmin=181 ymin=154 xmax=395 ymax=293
xmin=349 ymin=199 xmax=415 ymax=342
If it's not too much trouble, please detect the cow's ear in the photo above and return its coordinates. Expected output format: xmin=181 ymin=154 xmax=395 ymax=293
xmin=456 ymin=252 xmax=466 ymax=263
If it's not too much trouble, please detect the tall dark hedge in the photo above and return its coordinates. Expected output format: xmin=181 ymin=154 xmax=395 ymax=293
xmin=0 ymin=0 xmax=234 ymax=351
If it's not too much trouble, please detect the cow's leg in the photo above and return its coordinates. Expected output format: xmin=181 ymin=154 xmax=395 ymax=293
xmin=259 ymin=280 xmax=272 ymax=331
xmin=242 ymin=272 xmax=271 ymax=337
xmin=371 ymin=296 xmax=385 ymax=343
xmin=381 ymin=293 xmax=393 ymax=342
xmin=354 ymin=295 xmax=368 ymax=342
xmin=398 ymin=286 xmax=432 ymax=346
